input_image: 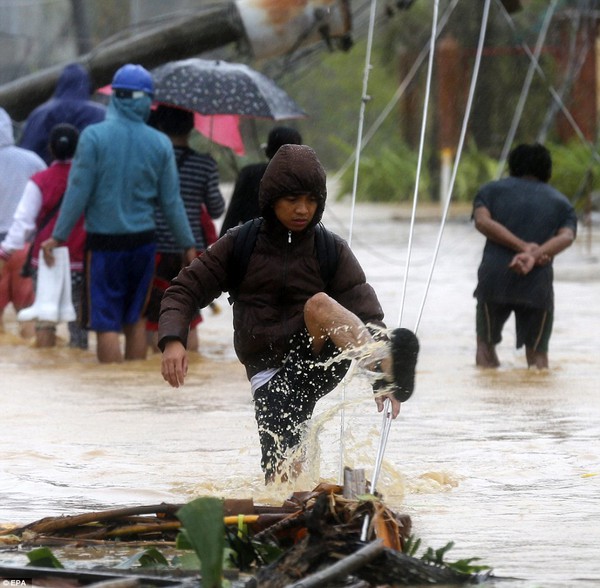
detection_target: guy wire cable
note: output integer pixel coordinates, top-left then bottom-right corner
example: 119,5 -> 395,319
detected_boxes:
347,0 -> 378,249
365,1 -> 493,531
396,0 -> 439,329
413,0 -> 492,336
496,0 -> 600,165
338,0 -> 379,484
331,0 -> 460,187
495,0 -> 559,180
369,0 -> 440,501
536,0 -> 590,144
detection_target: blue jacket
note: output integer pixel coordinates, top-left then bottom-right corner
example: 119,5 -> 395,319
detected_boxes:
53,94 -> 194,249
19,64 -> 106,163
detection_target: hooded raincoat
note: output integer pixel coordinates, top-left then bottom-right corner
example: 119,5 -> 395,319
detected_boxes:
0,108 -> 46,237
52,94 -> 194,249
158,144 -> 384,379
18,64 -> 106,164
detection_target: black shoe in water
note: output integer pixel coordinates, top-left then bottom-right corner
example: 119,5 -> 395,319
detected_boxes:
390,327 -> 419,402
372,328 -> 420,402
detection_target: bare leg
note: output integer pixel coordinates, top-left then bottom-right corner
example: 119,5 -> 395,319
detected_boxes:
35,323 -> 56,348
476,336 -> 500,368
526,347 -> 548,369
303,293 -> 401,417
19,320 -> 36,339
123,318 -> 148,360
97,331 -> 123,363
304,292 -> 373,355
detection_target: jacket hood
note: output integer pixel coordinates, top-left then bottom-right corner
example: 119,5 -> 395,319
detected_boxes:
258,144 -> 327,227
0,107 -> 15,148
54,63 -> 93,100
107,93 -> 153,123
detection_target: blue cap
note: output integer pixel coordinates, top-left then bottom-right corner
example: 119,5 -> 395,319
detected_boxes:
111,64 -> 154,96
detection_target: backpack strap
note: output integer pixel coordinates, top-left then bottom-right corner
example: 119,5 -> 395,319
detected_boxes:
314,222 -> 338,287
227,217 -> 263,304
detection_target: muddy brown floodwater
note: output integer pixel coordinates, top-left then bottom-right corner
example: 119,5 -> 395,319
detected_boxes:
1,200 -> 599,588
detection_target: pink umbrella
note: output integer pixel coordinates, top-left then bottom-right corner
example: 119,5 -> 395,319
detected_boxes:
193,113 -> 244,155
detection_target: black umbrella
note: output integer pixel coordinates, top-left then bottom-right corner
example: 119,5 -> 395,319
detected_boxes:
151,58 -> 306,120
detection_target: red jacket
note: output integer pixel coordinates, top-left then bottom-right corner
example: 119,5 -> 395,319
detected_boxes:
31,161 -> 86,270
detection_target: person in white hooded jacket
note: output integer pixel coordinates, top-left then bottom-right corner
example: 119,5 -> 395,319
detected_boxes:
0,108 -> 46,336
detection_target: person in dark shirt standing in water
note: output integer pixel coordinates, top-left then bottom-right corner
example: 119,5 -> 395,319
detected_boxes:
473,143 -> 577,369
145,104 -> 225,352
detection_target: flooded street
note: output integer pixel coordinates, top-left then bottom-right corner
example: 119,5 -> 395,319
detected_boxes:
1,199 -> 599,588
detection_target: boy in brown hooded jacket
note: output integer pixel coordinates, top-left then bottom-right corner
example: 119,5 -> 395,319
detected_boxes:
158,144 -> 418,482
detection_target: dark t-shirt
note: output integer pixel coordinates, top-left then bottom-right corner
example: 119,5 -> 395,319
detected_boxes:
473,176 -> 577,310
219,162 -> 267,236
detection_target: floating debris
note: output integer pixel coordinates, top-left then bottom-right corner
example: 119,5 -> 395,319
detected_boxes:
0,473 -> 492,587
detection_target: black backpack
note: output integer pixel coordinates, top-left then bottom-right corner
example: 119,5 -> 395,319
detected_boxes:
227,217 -> 338,303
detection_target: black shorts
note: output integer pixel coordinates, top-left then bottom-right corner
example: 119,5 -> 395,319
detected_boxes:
476,300 -> 553,353
253,328 -> 352,479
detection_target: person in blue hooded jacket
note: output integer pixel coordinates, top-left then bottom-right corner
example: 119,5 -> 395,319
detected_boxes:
18,63 -> 106,164
41,64 -> 196,364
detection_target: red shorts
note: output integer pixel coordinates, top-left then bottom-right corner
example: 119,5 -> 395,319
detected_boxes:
0,245 -> 34,312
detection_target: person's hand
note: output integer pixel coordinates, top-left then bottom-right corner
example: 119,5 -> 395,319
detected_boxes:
0,258 -> 5,277
40,238 -> 60,267
522,242 -> 540,255
536,252 -> 552,266
523,242 -> 552,266
161,339 -> 188,388
374,392 -> 401,419
509,252 -> 535,275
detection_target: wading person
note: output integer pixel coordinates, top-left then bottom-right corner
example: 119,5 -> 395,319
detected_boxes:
0,107 -> 46,338
158,144 -> 419,483
1,124 -> 87,348
41,64 -> 196,363
473,142 -> 577,369
19,63 -> 106,164
145,104 -> 224,353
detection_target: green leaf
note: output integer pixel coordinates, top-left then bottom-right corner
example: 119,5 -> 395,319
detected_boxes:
177,497 -> 225,588
447,557 -> 491,574
355,493 -> 379,502
172,552 -> 202,570
115,547 -> 170,569
402,534 -> 421,557
175,529 -> 193,550
26,547 -> 64,569
251,541 -> 283,565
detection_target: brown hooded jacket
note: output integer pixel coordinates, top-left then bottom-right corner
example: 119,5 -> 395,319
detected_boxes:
158,144 -> 384,379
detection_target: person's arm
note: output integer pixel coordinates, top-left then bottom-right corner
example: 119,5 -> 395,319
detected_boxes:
0,180 -> 43,257
473,205 -> 536,254
509,227 -> 576,275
